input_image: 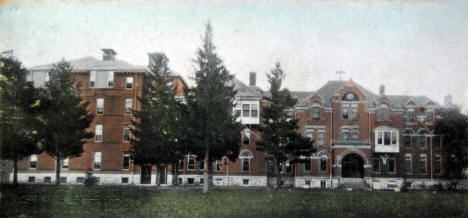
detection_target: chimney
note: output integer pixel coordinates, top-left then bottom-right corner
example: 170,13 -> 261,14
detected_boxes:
379,85 -> 385,95
101,49 -> 116,61
249,72 -> 256,86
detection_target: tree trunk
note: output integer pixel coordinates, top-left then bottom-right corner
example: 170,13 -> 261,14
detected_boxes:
13,158 -> 18,185
275,159 -> 281,188
56,156 -> 61,185
172,162 -> 178,186
203,149 -> 209,193
155,164 -> 160,186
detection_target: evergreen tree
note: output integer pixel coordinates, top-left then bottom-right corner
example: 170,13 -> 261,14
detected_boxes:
130,53 -> 188,186
434,106 -> 468,178
39,60 -> 93,185
186,23 -> 241,193
0,57 -> 42,185
257,62 -> 315,188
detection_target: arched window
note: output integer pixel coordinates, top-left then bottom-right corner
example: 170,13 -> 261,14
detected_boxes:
239,150 -> 253,172
417,128 -> 427,148
402,129 -> 414,148
377,104 -> 389,121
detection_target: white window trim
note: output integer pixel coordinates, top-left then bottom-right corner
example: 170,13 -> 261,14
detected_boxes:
125,98 -> 133,115
96,98 -> 104,114
187,155 -> 195,171
95,124 -> 103,142
123,124 -> 131,142
93,151 -> 102,170
126,76 -> 134,89
405,153 -> 412,175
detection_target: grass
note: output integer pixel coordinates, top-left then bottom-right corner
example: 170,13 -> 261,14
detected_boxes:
1,185 -> 468,218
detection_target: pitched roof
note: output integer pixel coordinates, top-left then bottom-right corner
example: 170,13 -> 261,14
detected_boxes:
233,78 -> 263,99
29,56 -> 146,72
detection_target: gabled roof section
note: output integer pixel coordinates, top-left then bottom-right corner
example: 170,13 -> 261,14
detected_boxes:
316,80 -> 378,107
387,95 -> 440,108
233,78 -> 263,100
29,56 -> 146,72
293,91 -> 322,107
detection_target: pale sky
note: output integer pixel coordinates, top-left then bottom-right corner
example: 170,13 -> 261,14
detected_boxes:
1,0 -> 468,111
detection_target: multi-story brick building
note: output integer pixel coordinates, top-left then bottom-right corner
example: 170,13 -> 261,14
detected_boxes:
13,50 -> 446,189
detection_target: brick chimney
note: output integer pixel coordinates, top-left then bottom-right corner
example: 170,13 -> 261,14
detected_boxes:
379,85 -> 385,95
249,72 -> 256,86
101,49 -> 116,61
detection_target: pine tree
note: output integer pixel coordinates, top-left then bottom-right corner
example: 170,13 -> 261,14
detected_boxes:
0,57 -> 42,185
257,61 -> 315,188
186,23 -> 242,193
130,53 -> 188,186
39,60 -> 94,185
434,106 -> 468,178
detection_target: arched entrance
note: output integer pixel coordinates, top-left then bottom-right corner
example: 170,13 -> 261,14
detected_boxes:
341,153 -> 364,178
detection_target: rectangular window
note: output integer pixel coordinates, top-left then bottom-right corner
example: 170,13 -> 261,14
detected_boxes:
419,135 -> 426,148
342,129 -> 349,141
372,158 -> 380,173
28,176 -> 35,183
420,154 -> 427,175
405,154 -> 412,175
406,110 -> 415,122
391,132 -> 397,145
242,129 -> 251,145
123,124 -> 131,142
351,130 -> 359,141
305,128 -> 314,141
341,104 -> 349,120
388,158 -> 395,174
215,160 -> 222,171
187,156 -> 195,170
107,71 -> 114,88
178,159 -> 184,171
425,111 -> 433,122
44,72 -> 50,83
198,159 -> 205,171
62,158 -> 69,169
304,160 -> 311,172
89,71 -> 96,87
29,155 -> 38,169
93,152 -> 102,170
311,106 -> 320,119
377,132 -> 383,144
242,104 -> 250,117
187,178 -> 194,185
251,104 -> 258,117
123,152 -> 130,169
199,178 -> 204,184
384,132 -> 391,145
320,158 -> 327,172
95,124 -> 103,142
243,179 -> 249,185
317,131 -> 325,146
126,77 -> 133,89
125,98 -> 132,115
122,177 -> 129,184
435,155 -> 442,175
44,176 -> 51,183
76,177 -> 84,183
404,135 -> 411,148
242,158 -> 249,171
96,98 -> 104,114
60,177 -> 67,184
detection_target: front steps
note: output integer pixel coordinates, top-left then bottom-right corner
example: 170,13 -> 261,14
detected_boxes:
340,178 -> 370,191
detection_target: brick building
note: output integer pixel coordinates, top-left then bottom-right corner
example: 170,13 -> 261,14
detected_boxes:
13,51 -> 446,189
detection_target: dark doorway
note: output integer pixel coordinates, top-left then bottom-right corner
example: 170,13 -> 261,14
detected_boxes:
141,165 -> 152,184
158,165 -> 167,184
341,153 -> 364,178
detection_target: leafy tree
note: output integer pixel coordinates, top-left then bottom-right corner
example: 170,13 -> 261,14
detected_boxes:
256,62 -> 315,188
0,57 -> 42,185
130,53 -> 188,186
434,106 -> 468,178
39,60 -> 93,185
185,23 -> 242,193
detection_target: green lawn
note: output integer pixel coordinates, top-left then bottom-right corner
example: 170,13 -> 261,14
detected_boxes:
1,185 -> 467,218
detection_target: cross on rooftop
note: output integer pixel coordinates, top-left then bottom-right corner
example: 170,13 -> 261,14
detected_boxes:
336,70 -> 345,81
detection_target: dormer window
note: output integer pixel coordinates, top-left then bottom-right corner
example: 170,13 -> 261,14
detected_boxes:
377,104 -> 389,121
425,110 -> 433,123
107,72 -> 114,88
406,109 -> 415,122
309,103 -> 321,119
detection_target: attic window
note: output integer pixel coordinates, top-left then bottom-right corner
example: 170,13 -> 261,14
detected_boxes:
107,72 -> 114,88
377,104 -> 389,121
342,92 -> 359,101
309,103 -> 321,119
89,71 -> 96,87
